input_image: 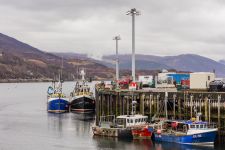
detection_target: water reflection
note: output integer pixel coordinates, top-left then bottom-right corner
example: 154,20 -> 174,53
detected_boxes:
71,112 -> 95,121
70,113 -> 94,137
154,142 -> 215,150
93,135 -> 217,150
47,113 -> 68,137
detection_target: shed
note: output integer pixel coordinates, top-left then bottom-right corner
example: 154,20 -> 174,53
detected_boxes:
190,72 -> 215,89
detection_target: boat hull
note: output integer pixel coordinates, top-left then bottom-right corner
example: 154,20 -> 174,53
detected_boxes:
118,128 -> 133,139
47,98 -> 69,113
92,126 -> 132,139
70,96 -> 95,113
153,130 -> 217,145
132,126 -> 153,139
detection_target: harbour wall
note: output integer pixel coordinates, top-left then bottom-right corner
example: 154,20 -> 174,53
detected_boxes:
95,89 -> 225,143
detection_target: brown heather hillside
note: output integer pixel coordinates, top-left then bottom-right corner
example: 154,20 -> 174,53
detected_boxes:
0,33 -> 116,82
0,51 -> 116,81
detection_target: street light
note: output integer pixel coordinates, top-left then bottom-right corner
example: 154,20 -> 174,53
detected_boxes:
126,8 -> 140,82
113,35 -> 121,85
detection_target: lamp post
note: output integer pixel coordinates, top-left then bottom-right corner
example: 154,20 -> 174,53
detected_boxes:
126,8 -> 140,82
113,35 -> 121,83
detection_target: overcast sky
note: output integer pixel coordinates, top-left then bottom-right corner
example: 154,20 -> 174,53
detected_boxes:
0,0 -> 225,60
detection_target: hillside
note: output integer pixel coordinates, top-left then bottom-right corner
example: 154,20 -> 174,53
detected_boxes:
102,54 -> 225,77
219,60 -> 225,65
1,32 -> 225,81
0,33 -> 114,81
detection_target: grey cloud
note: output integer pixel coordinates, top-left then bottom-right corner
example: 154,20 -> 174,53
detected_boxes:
0,0 -> 225,60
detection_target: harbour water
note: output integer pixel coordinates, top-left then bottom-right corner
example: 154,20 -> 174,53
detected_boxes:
0,82 -> 223,150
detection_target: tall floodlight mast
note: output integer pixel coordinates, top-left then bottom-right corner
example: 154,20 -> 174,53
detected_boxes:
113,35 -> 121,83
126,8 -> 140,82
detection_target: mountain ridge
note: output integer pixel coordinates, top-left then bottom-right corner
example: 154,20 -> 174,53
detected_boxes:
102,53 -> 225,77
0,33 -> 115,81
1,32 -> 225,81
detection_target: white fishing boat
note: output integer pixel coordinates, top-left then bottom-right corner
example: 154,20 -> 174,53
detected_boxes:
92,94 -> 151,139
92,114 -> 149,139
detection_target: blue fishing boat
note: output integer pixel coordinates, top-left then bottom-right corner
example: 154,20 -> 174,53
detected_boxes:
151,91 -> 217,145
153,118 -> 218,145
47,75 -> 69,113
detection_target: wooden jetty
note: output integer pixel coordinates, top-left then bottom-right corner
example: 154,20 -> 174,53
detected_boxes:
95,87 -> 225,143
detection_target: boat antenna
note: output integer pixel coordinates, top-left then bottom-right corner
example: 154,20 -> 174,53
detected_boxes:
80,69 -> 86,95
80,69 -> 86,81
61,56 -> 63,81
76,67 -> 79,81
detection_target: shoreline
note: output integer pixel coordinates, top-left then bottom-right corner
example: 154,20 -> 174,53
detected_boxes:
0,78 -> 107,83
0,79 -> 56,83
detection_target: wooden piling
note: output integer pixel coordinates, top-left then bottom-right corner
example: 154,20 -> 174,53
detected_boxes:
218,95 -> 221,127
157,94 -> 160,115
173,94 -> 176,119
95,89 -> 99,126
218,95 -> 221,142
178,96 -> 181,119
107,94 -> 109,115
150,94 -> 153,119
116,93 -> 118,116
121,96 -> 124,115
140,93 -> 145,115
190,95 -> 193,118
110,95 -> 113,115
208,97 -> 211,124
127,96 -> 129,115
204,97 -> 208,121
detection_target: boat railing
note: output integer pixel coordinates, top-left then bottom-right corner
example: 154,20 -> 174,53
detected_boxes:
207,123 -> 217,129
99,115 -> 116,127
74,92 -> 93,96
51,93 -> 66,98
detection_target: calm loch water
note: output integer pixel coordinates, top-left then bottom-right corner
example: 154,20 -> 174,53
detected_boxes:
0,82 -> 223,150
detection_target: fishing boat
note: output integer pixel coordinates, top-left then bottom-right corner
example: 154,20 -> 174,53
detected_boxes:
153,114 -> 218,145
92,114 -> 149,139
148,91 -> 218,145
92,95 -> 151,139
47,76 -> 69,113
70,69 -> 95,113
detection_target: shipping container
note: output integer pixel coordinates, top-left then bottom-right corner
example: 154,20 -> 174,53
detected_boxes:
167,74 -> 190,85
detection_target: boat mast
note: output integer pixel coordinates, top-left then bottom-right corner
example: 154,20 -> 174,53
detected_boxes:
61,56 -> 63,80
58,56 -> 63,112
60,56 -> 63,93
80,69 -> 86,95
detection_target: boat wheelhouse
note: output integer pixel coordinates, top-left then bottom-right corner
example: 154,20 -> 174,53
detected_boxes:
116,115 -> 148,128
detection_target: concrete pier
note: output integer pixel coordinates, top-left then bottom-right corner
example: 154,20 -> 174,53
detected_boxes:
95,88 -> 225,141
